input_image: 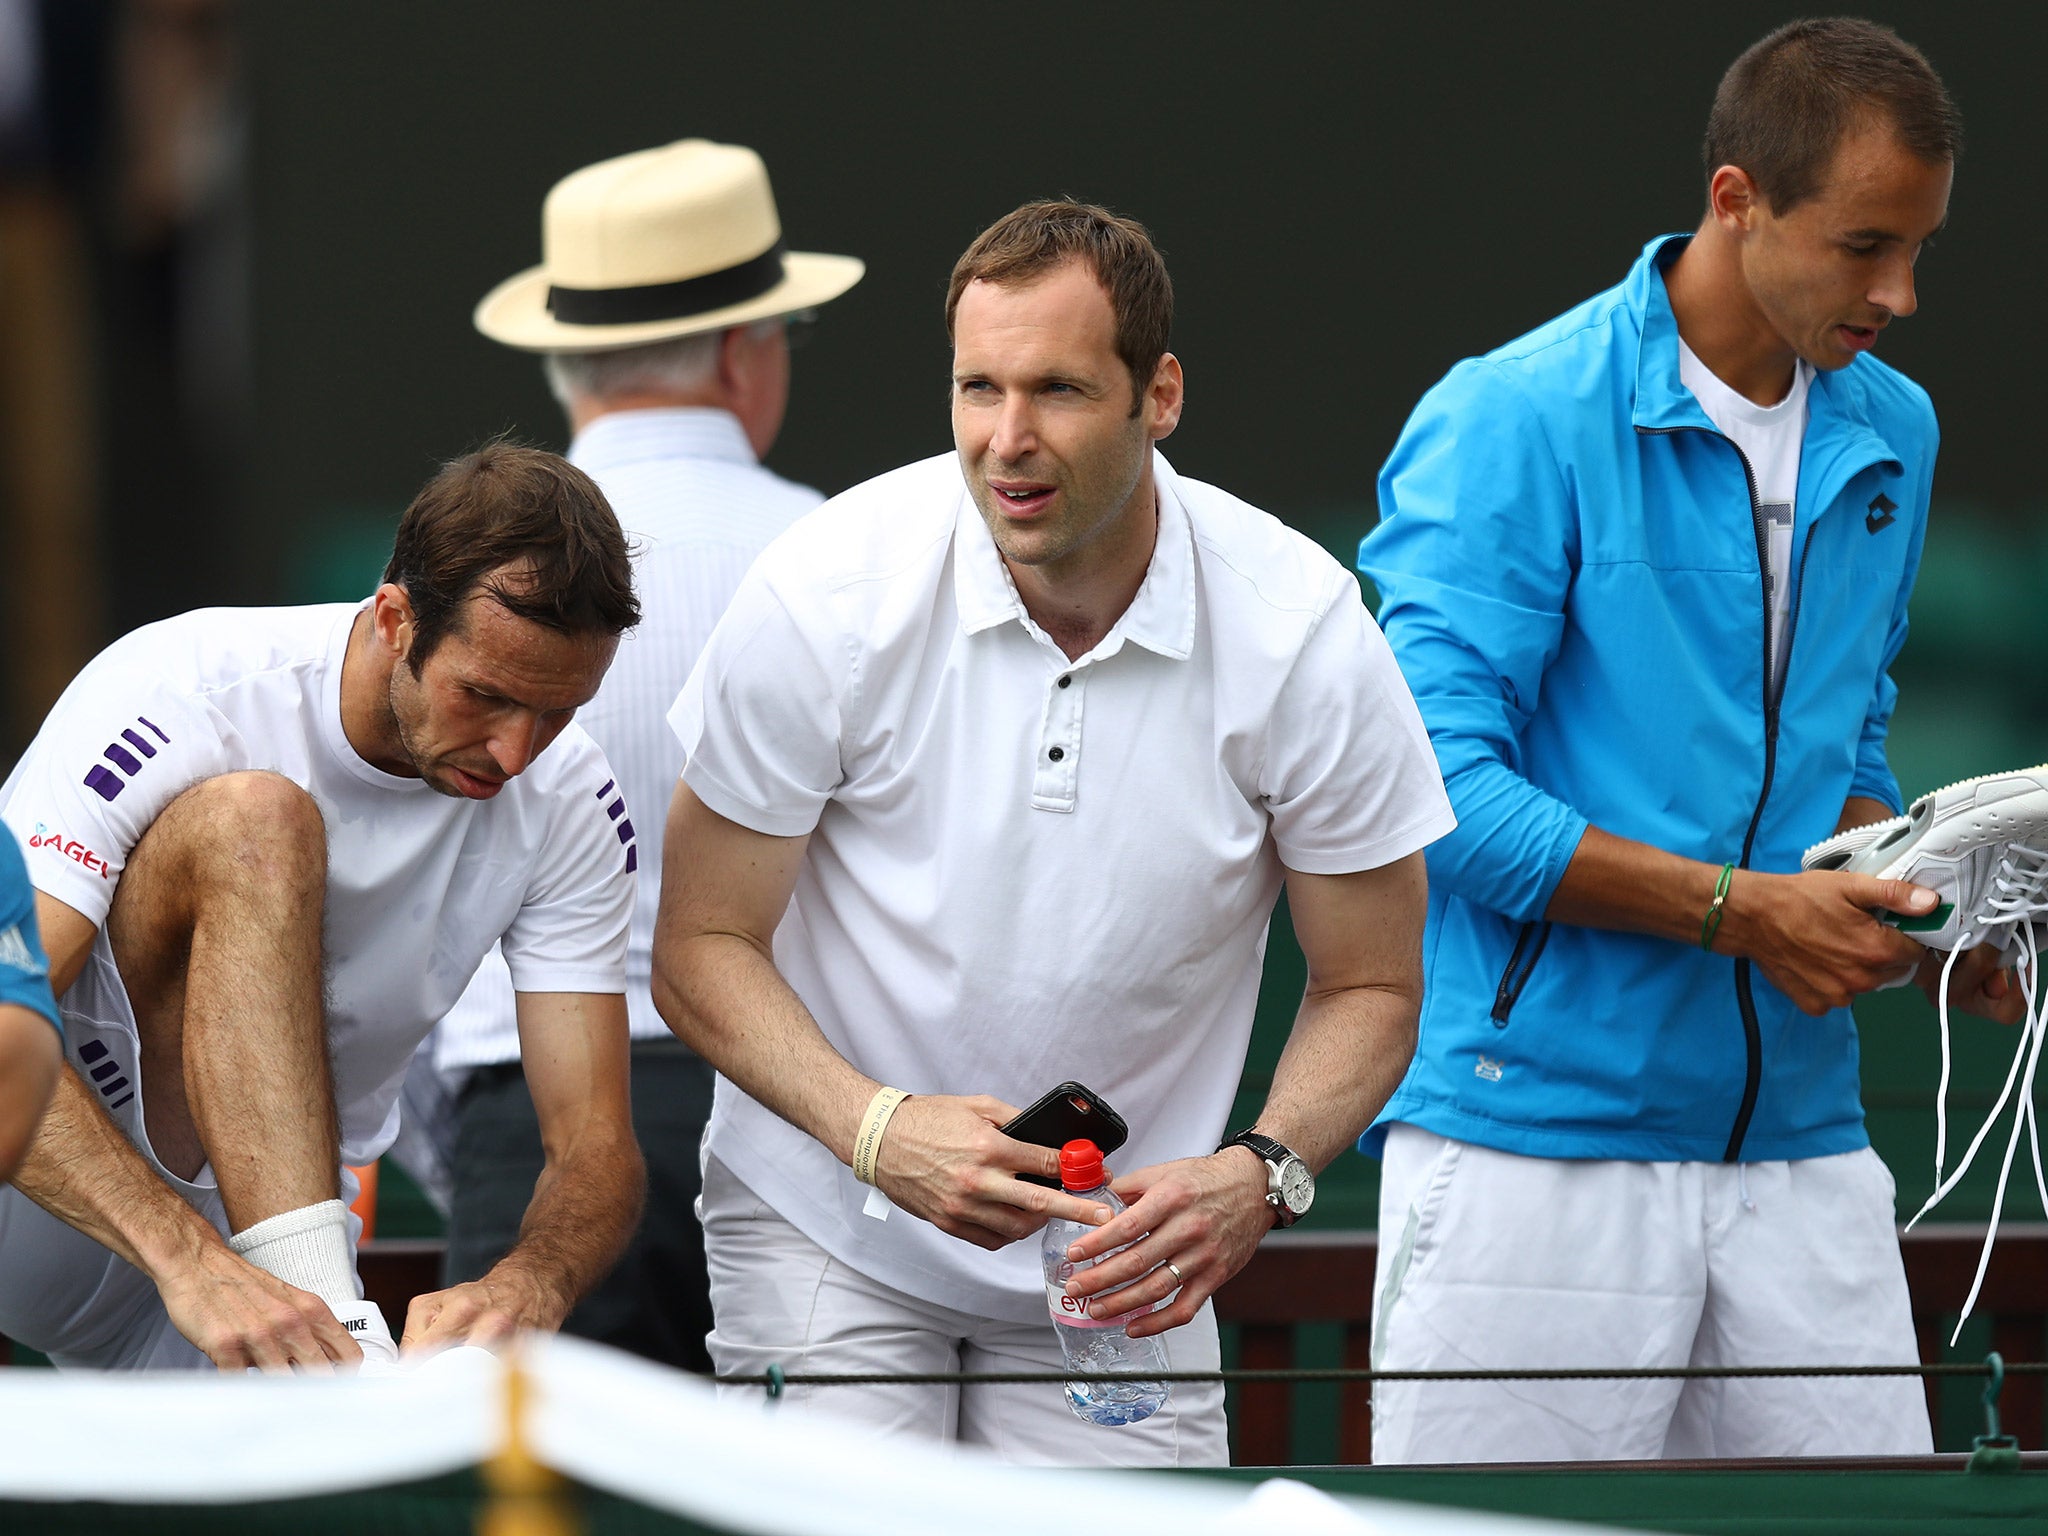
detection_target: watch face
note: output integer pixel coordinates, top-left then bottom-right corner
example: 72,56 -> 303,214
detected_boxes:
1278,1157 -> 1315,1216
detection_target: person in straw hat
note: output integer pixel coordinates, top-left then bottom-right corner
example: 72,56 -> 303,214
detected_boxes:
431,139 -> 861,1373
654,199 -> 1450,1462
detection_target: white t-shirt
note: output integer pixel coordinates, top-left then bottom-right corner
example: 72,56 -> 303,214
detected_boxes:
1678,338 -> 1812,701
1,602 -> 634,1166
671,451 -> 1455,1321
434,409 -> 821,1069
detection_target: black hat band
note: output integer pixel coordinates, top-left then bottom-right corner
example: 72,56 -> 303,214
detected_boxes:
545,242 -> 787,327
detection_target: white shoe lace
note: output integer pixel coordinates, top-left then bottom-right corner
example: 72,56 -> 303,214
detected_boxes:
1904,842 -> 2048,1342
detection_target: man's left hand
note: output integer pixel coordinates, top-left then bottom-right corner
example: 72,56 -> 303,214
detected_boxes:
400,1268 -> 567,1357
1917,941 -> 2031,1027
1058,1146 -> 1274,1339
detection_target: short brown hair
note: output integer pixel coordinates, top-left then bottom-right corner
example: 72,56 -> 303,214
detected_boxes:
382,441 -> 639,669
1704,18 -> 1961,214
945,200 -> 1173,414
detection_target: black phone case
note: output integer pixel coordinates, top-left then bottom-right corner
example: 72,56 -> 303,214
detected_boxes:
1000,1081 -> 1129,1189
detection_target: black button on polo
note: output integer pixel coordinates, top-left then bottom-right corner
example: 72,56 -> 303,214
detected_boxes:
1057,675 -> 1072,689
1047,746 -> 1065,762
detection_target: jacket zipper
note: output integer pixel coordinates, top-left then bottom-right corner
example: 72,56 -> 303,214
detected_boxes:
1490,920 -> 1553,1024
1636,422 -> 1814,1162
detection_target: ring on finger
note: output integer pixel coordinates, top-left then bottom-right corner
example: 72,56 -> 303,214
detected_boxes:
1165,1261 -> 1185,1285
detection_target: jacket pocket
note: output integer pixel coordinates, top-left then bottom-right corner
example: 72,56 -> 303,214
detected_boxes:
1489,920 -> 1552,1026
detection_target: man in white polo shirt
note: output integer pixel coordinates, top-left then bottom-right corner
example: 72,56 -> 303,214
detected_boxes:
654,200 -> 1453,1464
0,445 -> 643,1372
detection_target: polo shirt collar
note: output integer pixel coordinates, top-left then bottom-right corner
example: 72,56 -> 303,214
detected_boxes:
567,407 -> 758,474
953,450 -> 1197,662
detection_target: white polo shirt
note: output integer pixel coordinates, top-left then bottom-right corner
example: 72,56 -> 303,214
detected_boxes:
0,602 -> 633,1167
670,451 -> 1453,1322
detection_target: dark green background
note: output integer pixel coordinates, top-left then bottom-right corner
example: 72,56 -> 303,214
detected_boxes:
230,4 -> 2047,1233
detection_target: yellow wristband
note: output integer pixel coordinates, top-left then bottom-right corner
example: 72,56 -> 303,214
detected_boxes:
852,1087 -> 911,1187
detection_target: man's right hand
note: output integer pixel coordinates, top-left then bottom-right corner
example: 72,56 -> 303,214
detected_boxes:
871,1094 -> 1114,1251
1720,868 -> 1935,1014
153,1239 -> 361,1373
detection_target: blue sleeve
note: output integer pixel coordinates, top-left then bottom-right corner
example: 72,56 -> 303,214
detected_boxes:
1359,359 -> 1589,924
0,831 -> 61,1038
1849,409 -> 1936,813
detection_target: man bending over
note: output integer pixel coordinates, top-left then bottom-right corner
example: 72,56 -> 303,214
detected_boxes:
0,443 -> 644,1371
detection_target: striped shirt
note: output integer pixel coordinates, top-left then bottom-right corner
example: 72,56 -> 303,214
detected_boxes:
435,408 -> 822,1070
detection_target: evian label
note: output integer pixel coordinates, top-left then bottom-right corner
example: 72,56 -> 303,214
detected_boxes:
1049,1290 -> 1137,1328
1048,1259 -> 1145,1327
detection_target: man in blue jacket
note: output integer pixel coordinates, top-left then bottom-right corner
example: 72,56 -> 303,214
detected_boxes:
1361,18 -> 1991,1461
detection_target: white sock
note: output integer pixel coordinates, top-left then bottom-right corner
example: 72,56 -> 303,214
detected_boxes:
227,1198 -> 358,1313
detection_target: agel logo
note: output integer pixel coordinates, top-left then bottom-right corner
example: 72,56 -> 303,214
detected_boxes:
28,823 -> 114,879
1866,492 -> 1898,534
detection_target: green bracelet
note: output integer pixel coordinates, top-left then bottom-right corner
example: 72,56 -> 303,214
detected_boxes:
1700,862 -> 1735,952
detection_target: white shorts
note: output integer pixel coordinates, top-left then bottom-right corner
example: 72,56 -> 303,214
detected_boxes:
698,1153 -> 1228,1467
0,943 -> 363,1370
1369,1124 -> 1932,1463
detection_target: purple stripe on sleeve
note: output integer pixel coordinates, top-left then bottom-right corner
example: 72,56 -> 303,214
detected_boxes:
138,716 -> 169,743
595,780 -> 615,800
624,845 -> 639,875
605,798 -> 625,822
104,743 -> 142,776
616,820 -> 635,845
109,1092 -> 134,1109
121,728 -> 157,759
84,765 -> 124,801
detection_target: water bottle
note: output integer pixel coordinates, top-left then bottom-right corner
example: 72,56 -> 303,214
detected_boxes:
1041,1138 -> 1171,1425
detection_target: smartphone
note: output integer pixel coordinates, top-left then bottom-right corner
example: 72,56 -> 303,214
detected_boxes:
1000,1081 -> 1129,1189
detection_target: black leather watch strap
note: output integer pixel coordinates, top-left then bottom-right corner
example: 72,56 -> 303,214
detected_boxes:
1218,1128 -> 1312,1226
1219,1128 -> 1296,1165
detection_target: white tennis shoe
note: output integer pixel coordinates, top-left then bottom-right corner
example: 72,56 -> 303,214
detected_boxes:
1800,765 -> 2048,955
1805,765 -> 2048,1341
335,1297 -> 403,1376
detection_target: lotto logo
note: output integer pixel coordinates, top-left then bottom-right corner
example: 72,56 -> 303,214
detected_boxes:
27,824 -> 114,879
595,778 -> 638,875
83,716 -> 170,802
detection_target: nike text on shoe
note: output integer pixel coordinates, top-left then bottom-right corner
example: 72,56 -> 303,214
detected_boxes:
333,1297 -> 402,1375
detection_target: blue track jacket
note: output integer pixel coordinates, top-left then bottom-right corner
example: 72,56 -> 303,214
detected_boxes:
1360,234 -> 1935,1164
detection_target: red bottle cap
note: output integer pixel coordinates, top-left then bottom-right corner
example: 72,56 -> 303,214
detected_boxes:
1059,1139 -> 1104,1191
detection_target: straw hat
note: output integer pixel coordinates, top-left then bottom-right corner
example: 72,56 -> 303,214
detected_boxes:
474,139 -> 864,353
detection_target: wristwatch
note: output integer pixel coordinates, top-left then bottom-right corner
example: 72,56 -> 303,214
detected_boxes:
1218,1129 -> 1314,1227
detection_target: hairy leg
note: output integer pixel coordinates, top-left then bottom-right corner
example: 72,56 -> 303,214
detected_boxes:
105,770 -> 337,1230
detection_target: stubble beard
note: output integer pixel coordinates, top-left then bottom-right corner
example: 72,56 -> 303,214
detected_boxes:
969,443 -> 1146,573
386,671 -> 468,799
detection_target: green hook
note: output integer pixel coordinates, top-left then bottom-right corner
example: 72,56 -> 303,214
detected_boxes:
765,1363 -> 786,1404
1969,1350 -> 2021,1472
